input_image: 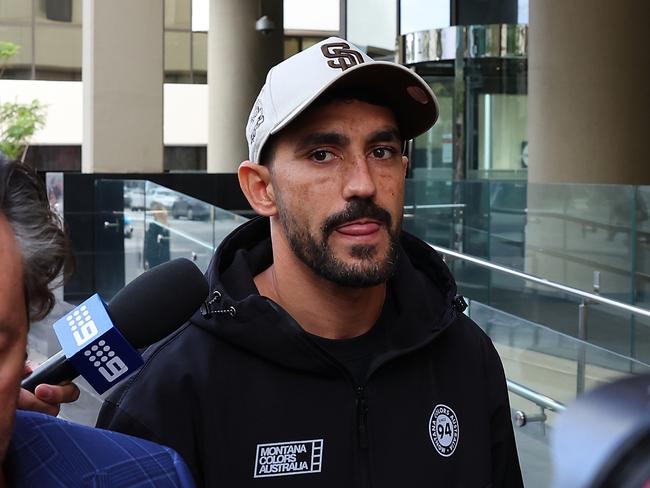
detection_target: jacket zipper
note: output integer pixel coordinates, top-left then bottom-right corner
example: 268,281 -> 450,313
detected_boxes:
299,301 -> 461,487
355,385 -> 370,487
356,386 -> 369,449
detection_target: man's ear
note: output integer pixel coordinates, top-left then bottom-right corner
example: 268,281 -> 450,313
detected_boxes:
401,155 -> 409,177
238,161 -> 277,216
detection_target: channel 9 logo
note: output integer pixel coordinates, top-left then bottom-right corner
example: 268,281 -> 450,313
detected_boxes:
55,294 -> 143,394
66,305 -> 129,384
84,339 -> 129,383
65,305 -> 98,347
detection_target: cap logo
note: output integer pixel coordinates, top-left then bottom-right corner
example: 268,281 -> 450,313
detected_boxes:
321,42 -> 365,71
248,101 -> 264,144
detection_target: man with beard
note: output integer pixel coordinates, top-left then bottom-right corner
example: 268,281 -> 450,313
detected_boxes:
97,38 -> 523,487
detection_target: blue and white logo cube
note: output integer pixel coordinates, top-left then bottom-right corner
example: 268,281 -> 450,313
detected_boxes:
53,294 -> 143,394
83,339 -> 129,383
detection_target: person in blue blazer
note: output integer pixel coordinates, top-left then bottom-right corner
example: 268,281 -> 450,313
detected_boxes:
0,161 -> 194,487
6,410 -> 194,487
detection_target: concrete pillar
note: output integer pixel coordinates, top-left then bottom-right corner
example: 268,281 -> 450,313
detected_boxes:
528,0 -> 650,184
82,0 -> 163,173
207,0 -> 283,173
525,1 -> 650,296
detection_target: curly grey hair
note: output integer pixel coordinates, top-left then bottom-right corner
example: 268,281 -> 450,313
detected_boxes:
0,160 -> 73,320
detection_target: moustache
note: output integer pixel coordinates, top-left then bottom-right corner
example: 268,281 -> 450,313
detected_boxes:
321,199 -> 393,239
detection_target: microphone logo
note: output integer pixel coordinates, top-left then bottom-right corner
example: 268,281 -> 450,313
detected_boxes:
54,294 -> 143,394
83,340 -> 129,383
65,305 -> 99,346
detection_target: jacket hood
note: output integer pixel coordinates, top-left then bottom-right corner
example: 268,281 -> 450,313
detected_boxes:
189,217 -> 460,375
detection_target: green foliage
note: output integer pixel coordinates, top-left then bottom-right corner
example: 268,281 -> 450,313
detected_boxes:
0,101 -> 46,160
0,41 -> 47,162
0,41 -> 18,58
0,41 -> 19,79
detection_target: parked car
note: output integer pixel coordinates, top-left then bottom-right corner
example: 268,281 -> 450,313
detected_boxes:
124,187 -> 146,210
171,195 -> 211,221
146,187 -> 177,210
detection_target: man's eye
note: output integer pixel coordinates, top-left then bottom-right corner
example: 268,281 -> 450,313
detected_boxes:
371,147 -> 396,160
310,150 -> 334,163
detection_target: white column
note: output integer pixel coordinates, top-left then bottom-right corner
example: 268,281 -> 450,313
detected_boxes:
82,0 -> 163,173
207,0 -> 283,173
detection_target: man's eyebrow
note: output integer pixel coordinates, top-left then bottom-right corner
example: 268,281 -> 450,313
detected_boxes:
367,129 -> 402,145
295,132 -> 351,152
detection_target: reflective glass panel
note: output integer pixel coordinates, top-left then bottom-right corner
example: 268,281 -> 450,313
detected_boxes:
165,30 -> 191,83
33,0 -> 81,23
192,31 -> 207,81
470,301 -> 650,488
34,25 -> 82,80
347,0 -> 396,52
0,0 -> 32,22
400,0 -> 450,34
410,77 -> 454,181
476,94 -> 527,176
165,0 -> 191,29
284,0 -> 339,31
0,25 -> 32,78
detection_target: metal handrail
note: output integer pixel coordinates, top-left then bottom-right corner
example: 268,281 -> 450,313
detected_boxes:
429,244 -> 650,319
507,380 -> 566,413
430,242 -> 650,420
403,203 -> 466,210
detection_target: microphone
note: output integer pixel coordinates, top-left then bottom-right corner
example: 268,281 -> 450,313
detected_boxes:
552,374 -> 650,488
22,258 -> 208,394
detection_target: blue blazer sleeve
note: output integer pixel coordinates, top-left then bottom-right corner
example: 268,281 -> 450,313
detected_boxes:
5,410 -> 195,488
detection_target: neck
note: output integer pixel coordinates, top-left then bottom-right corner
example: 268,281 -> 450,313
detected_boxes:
255,230 -> 386,339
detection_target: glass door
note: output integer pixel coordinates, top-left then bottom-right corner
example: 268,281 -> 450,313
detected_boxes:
465,57 -> 528,180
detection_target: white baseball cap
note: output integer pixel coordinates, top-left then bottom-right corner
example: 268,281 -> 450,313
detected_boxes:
246,37 -> 439,163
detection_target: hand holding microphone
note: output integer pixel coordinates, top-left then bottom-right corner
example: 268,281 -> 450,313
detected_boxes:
20,258 -> 208,401
18,363 -> 80,417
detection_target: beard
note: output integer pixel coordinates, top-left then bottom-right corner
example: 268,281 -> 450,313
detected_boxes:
276,197 -> 401,287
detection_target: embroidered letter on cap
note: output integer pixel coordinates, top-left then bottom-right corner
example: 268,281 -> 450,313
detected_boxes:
321,42 -> 365,71
248,102 -> 264,143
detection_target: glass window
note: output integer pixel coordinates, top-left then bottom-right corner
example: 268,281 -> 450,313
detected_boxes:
302,37 -> 323,50
477,94 -> 528,174
284,0 -> 339,32
517,0 -> 529,23
35,25 -> 81,80
410,77 -> 454,180
347,0 -> 396,52
191,0 -> 208,31
165,31 -> 191,83
0,0 -> 32,22
0,25 -> 33,79
464,58 -> 528,179
400,0 -> 450,34
33,0 -> 81,24
284,37 -> 300,58
165,0 -> 191,29
192,31 -> 207,82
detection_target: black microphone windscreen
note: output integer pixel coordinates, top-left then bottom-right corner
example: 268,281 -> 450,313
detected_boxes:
107,258 -> 209,348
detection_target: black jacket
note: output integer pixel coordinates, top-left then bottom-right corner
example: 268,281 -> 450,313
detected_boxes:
97,217 -> 523,488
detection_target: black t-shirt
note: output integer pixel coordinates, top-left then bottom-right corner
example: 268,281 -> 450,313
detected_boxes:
309,290 -> 395,386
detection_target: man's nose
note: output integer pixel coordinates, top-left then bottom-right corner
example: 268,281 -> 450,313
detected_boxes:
342,156 -> 377,201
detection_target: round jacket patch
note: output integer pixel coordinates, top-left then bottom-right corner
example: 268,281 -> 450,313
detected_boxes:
429,404 -> 459,457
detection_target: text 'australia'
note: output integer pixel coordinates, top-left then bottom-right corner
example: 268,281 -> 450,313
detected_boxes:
254,439 -> 324,478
